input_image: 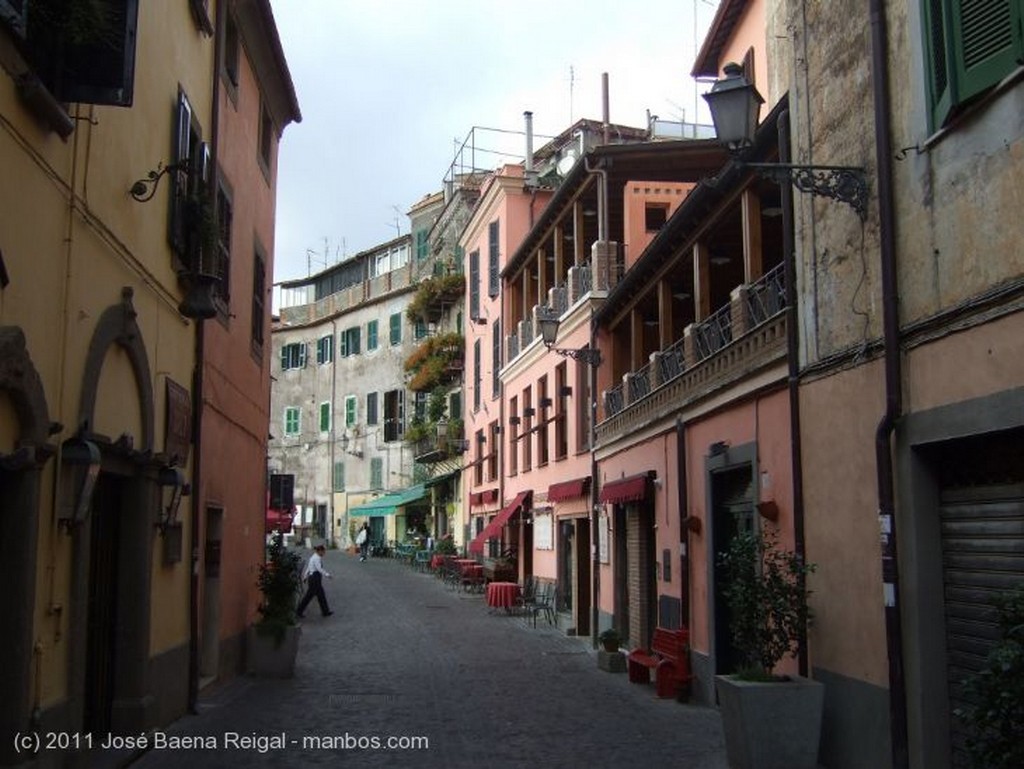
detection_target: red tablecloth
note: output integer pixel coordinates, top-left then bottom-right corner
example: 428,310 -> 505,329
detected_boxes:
430,554 -> 445,570
486,581 -> 521,609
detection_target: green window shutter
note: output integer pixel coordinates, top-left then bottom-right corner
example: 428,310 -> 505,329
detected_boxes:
924,0 -> 1023,128
416,229 -> 429,261
367,391 -> 378,425
352,327 -> 361,355
333,462 -> 345,491
952,0 -> 1023,103
488,220 -> 500,297
319,402 -> 331,432
390,313 -> 402,345
339,331 -> 348,357
370,457 -> 383,489
284,407 -> 300,435
346,396 -> 357,426
367,320 -> 378,350
414,319 -> 426,340
469,250 -> 480,320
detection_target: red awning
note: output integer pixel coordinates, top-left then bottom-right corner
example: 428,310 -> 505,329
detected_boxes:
468,490 -> 532,553
265,507 -> 294,534
548,477 -> 591,502
599,472 -> 653,504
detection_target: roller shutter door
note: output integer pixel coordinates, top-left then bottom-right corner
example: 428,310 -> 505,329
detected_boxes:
940,483 -> 1024,766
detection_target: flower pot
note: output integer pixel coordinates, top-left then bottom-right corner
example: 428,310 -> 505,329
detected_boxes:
246,623 -> 301,678
715,674 -> 824,769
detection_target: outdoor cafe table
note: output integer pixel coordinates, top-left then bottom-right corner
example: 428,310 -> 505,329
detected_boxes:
486,581 -> 521,612
430,554 -> 445,570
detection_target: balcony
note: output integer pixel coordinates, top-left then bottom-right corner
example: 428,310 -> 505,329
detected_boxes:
598,264 -> 788,439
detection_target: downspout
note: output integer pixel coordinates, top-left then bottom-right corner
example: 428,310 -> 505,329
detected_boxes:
675,418 -> 689,631
778,109 -> 808,677
869,2 -> 908,767
189,5 -> 224,714
582,155 -> 609,648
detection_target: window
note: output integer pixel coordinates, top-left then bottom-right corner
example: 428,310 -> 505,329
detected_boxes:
366,392 -> 379,425
414,391 -> 428,421
259,101 -> 273,171
449,391 -> 462,421
316,334 -> 334,364
384,390 -> 404,442
284,407 -> 300,436
555,362 -> 568,460
215,180 -> 233,303
645,203 -> 669,232
577,361 -> 591,451
251,251 -> 266,354
469,249 -> 480,320
319,402 -> 331,433
488,421 -> 500,480
223,11 -> 240,87
473,338 -> 482,412
340,327 -> 361,357
345,396 -> 357,427
523,387 -> 533,471
509,396 -> 519,476
923,0 -> 1024,128
488,220 -> 500,297
333,462 -> 345,491
11,0 -> 139,109
389,313 -> 402,345
415,229 -> 429,261
414,319 -> 427,340
492,319 -> 501,398
281,342 -> 306,370
537,376 -> 549,466
367,320 -> 379,350
169,89 -> 208,269
474,430 -> 484,485
370,458 -> 384,490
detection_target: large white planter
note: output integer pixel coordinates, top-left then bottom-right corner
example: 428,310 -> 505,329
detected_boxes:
246,624 -> 301,678
715,674 -> 824,769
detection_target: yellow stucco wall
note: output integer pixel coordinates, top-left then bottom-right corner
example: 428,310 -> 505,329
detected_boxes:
1,0 -> 215,719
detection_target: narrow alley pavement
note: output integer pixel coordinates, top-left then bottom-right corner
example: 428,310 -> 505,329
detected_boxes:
130,547 -> 729,769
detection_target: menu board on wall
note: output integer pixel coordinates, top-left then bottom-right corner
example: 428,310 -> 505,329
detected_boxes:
599,513 -> 609,563
534,510 -> 553,550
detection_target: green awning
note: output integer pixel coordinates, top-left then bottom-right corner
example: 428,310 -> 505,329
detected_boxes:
349,484 -> 428,517
423,469 -> 460,488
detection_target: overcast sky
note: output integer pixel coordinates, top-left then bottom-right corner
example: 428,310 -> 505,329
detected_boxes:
268,0 -> 719,285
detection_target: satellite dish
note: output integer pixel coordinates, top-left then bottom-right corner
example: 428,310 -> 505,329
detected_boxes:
556,148 -> 579,176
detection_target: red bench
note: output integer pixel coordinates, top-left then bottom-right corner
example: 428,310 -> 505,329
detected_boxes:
627,627 -> 692,698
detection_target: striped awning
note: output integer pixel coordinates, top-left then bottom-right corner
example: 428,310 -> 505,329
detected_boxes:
599,472 -> 654,504
468,490 -> 531,553
548,477 -> 591,502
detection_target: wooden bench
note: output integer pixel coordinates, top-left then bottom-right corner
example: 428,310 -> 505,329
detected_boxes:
627,627 -> 692,698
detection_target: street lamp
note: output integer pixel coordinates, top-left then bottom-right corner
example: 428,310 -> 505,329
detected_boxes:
536,306 -> 601,367
703,63 -> 868,221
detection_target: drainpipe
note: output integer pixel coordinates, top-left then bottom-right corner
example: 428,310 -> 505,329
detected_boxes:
589,306 -> 600,649
777,110 -> 808,677
869,1 -> 908,767
675,418 -> 689,628
188,1 -> 224,714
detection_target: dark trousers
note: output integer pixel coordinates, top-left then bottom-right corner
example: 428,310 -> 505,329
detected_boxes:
297,572 -> 330,616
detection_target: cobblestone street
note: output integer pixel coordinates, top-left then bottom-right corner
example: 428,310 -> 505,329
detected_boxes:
130,547 -> 728,769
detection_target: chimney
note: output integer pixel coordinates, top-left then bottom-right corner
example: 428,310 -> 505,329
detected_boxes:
524,110 -> 537,186
602,73 -> 610,145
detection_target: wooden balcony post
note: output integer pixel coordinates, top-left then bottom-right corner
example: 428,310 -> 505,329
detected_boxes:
731,285 -> 750,338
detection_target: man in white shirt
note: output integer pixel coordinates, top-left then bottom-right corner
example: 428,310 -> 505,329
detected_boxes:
297,544 -> 333,618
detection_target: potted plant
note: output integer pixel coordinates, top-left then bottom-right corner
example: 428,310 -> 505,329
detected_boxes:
599,627 -> 622,653
955,584 -> 1024,769
247,531 -> 302,677
715,526 -> 821,769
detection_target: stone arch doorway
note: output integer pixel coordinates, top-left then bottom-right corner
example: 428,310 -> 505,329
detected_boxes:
0,326 -> 53,765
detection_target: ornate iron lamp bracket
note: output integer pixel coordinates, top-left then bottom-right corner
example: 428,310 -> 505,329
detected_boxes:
551,346 -> 602,367
744,162 -> 868,222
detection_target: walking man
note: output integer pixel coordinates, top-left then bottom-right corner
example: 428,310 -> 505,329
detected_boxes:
297,544 -> 333,618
